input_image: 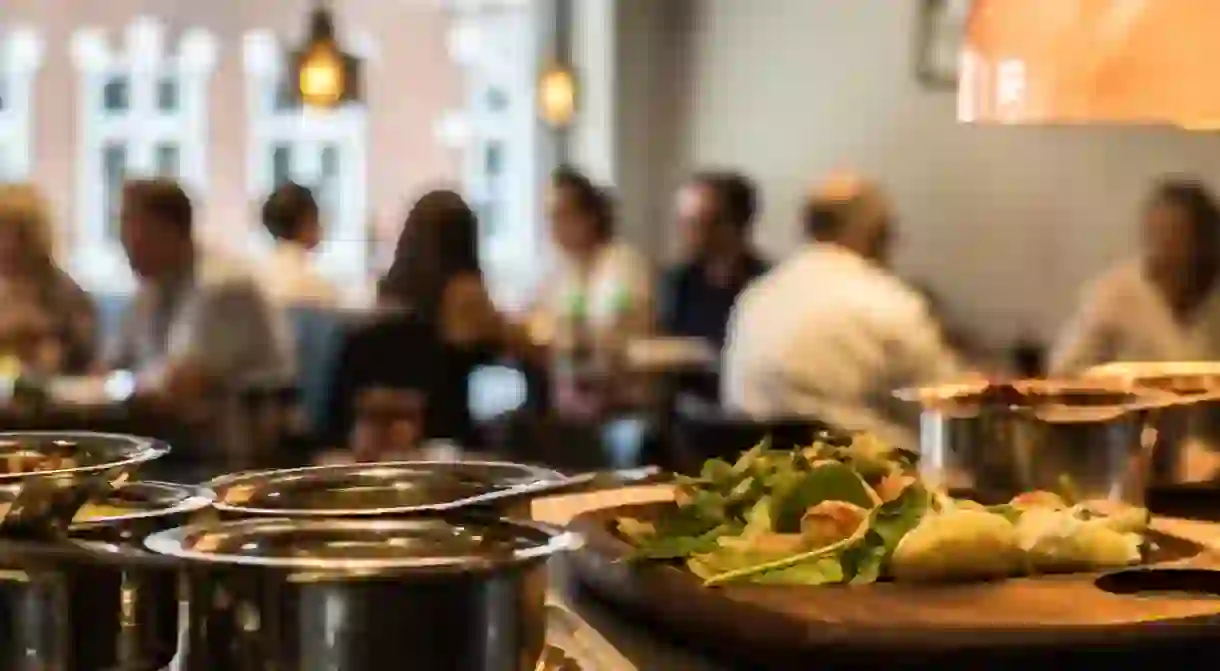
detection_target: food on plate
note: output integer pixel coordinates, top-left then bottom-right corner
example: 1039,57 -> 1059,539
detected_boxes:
1015,507 -> 1143,573
617,433 -> 1151,587
890,509 -> 1022,582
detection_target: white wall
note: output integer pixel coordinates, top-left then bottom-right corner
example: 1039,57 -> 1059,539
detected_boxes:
677,0 -> 1220,346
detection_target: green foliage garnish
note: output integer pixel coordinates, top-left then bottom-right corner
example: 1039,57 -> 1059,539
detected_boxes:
619,433 -> 932,587
616,433 -> 1151,587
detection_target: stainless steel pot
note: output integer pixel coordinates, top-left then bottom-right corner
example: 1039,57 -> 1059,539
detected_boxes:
1083,361 -> 1220,483
143,516 -> 580,671
0,481 -> 214,671
0,432 -> 171,538
895,380 -> 1178,504
206,461 -> 660,521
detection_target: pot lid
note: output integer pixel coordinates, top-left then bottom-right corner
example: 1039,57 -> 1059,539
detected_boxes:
207,461 -> 564,517
144,517 -> 578,573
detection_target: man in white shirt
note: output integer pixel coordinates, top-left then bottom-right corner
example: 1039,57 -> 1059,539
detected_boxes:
111,179 -> 292,460
721,175 -> 961,450
258,183 -> 340,308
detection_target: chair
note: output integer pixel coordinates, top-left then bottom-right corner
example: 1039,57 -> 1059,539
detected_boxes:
669,402 -> 833,474
286,306 -> 363,439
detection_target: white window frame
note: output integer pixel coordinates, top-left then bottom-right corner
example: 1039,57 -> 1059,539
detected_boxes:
69,17 -> 218,291
242,29 -> 376,285
436,1 -> 541,310
0,27 -> 43,181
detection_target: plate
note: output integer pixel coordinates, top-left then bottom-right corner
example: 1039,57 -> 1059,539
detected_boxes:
568,502 -> 1220,666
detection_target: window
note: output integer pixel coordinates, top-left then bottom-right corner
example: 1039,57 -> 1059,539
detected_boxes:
437,5 -> 540,310
70,17 -> 218,290
102,76 -> 129,113
243,29 -> 373,283
101,143 -> 127,240
0,27 -> 44,182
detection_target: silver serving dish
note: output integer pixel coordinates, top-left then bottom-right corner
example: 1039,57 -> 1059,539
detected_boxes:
0,432 -> 170,538
206,460 -> 568,519
145,516 -> 581,671
896,380 -> 1178,504
1084,361 -> 1220,483
0,481 -> 213,671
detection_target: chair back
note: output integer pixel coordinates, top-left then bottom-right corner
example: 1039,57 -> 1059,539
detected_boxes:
287,306 -> 363,433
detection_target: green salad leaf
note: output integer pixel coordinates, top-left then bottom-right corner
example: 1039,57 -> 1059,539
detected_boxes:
772,461 -> 877,532
618,431 -> 1151,588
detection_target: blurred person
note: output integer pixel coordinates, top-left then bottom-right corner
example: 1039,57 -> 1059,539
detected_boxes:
325,190 -> 535,453
660,170 -> 769,348
535,166 -> 655,419
110,179 -> 290,430
1051,178 -> 1220,372
258,182 -> 339,307
0,184 -> 96,375
721,174 -> 962,450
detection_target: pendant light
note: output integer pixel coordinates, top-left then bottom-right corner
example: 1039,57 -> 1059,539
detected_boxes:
538,63 -> 577,128
538,0 -> 577,129
960,0 -> 1220,128
290,0 -> 360,108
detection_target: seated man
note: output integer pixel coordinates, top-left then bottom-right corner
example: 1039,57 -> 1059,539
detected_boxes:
721,174 -> 962,450
661,170 -> 769,348
660,171 -> 769,404
110,179 -> 291,462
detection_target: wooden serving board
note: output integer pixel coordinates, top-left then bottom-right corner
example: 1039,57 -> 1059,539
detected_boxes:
567,502 -> 1220,667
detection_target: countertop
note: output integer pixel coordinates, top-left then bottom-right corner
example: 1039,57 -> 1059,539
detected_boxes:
533,486 -> 1220,671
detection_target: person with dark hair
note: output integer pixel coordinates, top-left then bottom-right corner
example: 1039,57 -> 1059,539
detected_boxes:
721,173 -> 961,451
661,170 -> 769,350
258,182 -> 338,307
1051,177 -> 1220,372
324,190 -> 535,453
534,166 -> 654,419
111,179 -> 290,457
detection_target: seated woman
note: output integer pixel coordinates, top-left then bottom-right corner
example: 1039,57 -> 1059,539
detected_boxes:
323,190 -> 533,459
1051,178 -> 1220,372
532,167 -> 656,420
0,184 -> 96,375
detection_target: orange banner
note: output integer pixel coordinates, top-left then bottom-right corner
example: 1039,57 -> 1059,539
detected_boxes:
960,0 -> 1220,128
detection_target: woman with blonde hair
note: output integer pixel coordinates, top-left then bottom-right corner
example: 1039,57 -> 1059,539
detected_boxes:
0,183 -> 96,374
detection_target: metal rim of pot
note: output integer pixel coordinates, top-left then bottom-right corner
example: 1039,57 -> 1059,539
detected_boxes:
205,460 -> 566,517
143,516 -> 583,577
0,431 -> 170,482
67,480 -> 215,530
1083,361 -> 1220,397
892,379 -> 1183,419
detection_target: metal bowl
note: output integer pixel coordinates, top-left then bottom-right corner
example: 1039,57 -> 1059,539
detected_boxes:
206,460 -> 566,520
0,480 -> 213,671
0,432 -> 170,538
145,516 -> 580,671
1084,362 -> 1220,483
895,380 -> 1177,503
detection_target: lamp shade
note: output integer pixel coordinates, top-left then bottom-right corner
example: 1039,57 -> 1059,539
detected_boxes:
960,0 -> 1220,128
538,63 -> 577,128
